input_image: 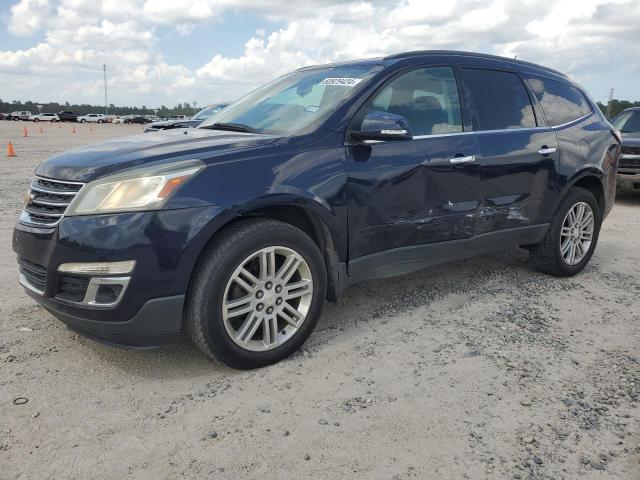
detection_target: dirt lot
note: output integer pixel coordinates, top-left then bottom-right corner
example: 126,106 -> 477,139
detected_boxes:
0,121 -> 638,480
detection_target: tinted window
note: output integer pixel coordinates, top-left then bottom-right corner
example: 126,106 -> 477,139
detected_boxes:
366,66 -> 462,136
464,68 -> 536,130
612,110 -> 640,133
526,76 -> 591,125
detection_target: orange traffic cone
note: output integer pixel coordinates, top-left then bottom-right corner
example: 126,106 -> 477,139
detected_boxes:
7,142 -> 17,157
71,127 -> 76,134
22,127 -> 28,137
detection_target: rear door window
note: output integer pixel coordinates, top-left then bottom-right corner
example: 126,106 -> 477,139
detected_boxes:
463,68 -> 536,130
526,76 -> 591,126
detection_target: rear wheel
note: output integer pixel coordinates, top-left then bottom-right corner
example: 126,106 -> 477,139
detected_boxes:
530,187 -> 601,276
186,219 -> 327,369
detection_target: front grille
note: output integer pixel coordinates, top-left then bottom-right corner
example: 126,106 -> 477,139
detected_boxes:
18,256 -> 47,293
21,177 -> 84,228
621,145 -> 640,156
620,156 -> 640,168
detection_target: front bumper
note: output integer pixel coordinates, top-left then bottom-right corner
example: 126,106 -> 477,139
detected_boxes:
12,205 -> 224,347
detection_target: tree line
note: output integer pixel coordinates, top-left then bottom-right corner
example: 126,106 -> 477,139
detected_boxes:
0,99 -> 203,117
595,100 -> 640,119
2,97 -> 639,120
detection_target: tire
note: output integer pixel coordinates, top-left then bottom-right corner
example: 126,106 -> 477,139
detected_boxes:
530,187 -> 601,277
80,119 -> 86,123
33,118 -> 39,122
97,120 -> 103,124
186,218 -> 327,369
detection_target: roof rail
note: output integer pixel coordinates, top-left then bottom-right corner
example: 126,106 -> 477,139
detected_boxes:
383,50 -> 567,77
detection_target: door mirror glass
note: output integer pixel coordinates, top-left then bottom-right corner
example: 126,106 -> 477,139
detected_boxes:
351,111 -> 413,141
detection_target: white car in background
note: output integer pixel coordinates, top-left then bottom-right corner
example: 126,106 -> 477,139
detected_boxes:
28,113 -> 60,122
112,115 -> 133,124
78,113 -> 106,123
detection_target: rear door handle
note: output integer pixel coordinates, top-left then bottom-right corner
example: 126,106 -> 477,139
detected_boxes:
538,147 -> 557,155
449,155 -> 476,164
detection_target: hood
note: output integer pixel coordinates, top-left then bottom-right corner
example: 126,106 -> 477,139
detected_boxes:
621,132 -> 640,147
36,128 -> 278,182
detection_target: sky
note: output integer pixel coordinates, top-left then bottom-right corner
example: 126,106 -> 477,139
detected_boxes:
0,0 -> 639,108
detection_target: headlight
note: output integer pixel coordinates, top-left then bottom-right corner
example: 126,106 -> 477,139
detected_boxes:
66,159 -> 204,216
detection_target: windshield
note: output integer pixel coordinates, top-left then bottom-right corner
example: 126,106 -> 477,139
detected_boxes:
199,64 -> 381,135
613,110 -> 640,133
192,104 -> 227,121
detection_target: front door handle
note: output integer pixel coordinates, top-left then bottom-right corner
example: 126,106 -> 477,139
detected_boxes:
538,147 -> 557,156
449,155 -> 476,164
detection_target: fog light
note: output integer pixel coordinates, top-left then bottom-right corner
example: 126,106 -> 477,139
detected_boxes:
57,260 -> 135,275
95,284 -> 123,304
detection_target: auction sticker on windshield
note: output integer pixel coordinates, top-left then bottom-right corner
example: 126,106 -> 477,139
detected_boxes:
318,77 -> 363,87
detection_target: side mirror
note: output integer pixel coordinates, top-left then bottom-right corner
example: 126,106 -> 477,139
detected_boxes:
350,111 -> 413,141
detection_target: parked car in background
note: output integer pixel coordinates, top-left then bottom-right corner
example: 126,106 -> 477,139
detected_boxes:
6,111 -> 32,121
144,104 -> 229,132
12,51 -> 620,369
124,115 -> 152,124
611,108 -> 640,191
29,113 -> 60,122
78,113 -> 105,123
112,116 -> 130,124
57,111 -> 78,122
0,113 -> 6,120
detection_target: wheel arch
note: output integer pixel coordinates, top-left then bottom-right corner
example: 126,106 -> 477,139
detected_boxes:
188,197 -> 346,304
553,169 -> 605,219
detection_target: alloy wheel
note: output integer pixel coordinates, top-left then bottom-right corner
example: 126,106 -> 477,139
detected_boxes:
222,246 -> 313,352
559,201 -> 594,265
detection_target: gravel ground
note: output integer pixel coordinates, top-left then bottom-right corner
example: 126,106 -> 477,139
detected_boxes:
0,121 -> 638,479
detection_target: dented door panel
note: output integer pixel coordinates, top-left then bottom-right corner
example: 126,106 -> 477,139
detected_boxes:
346,134 -> 481,261
474,129 -> 559,234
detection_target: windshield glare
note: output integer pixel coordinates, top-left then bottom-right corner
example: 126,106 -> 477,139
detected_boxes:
613,110 -> 640,133
199,65 -> 381,135
192,105 -> 226,121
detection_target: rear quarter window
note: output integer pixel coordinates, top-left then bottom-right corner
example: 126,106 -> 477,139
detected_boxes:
526,76 -> 592,126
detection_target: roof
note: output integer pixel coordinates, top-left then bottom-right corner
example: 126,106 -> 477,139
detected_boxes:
383,50 -> 567,77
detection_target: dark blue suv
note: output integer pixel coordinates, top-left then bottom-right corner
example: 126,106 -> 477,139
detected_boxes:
13,51 -> 620,368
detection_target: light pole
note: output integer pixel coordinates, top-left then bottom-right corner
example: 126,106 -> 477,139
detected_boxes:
193,101 -> 197,116
103,64 -> 108,117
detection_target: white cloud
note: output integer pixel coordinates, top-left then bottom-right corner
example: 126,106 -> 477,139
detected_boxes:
8,0 -> 52,36
1,0 -> 639,106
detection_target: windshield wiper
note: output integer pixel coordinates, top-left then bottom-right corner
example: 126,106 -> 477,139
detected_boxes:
201,122 -> 258,133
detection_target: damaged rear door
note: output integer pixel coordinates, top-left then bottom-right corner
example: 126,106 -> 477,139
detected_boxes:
346,65 -> 482,265
461,67 -> 559,233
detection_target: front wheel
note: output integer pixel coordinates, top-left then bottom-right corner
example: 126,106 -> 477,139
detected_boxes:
80,119 -> 86,123
530,187 -> 601,277
186,219 -> 327,369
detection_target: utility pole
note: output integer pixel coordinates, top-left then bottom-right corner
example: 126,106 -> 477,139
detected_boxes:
606,88 -> 614,119
193,101 -> 197,115
103,64 -> 108,117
